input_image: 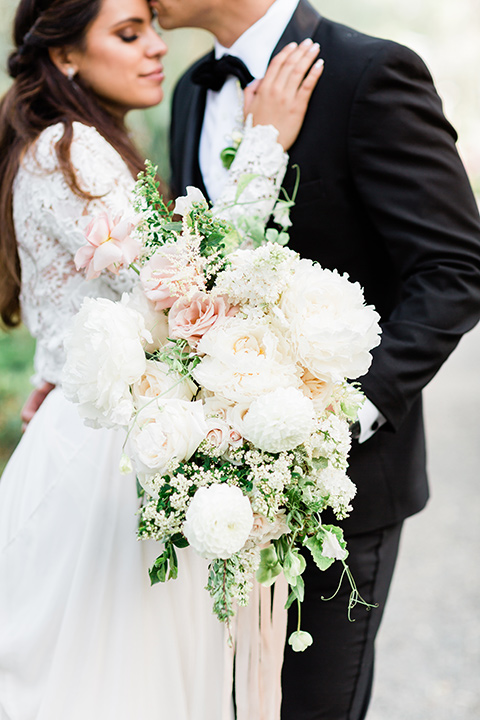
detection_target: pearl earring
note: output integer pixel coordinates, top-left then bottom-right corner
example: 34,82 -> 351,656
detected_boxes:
66,67 -> 76,81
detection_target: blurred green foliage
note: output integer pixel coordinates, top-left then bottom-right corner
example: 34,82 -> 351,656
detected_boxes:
0,327 -> 35,475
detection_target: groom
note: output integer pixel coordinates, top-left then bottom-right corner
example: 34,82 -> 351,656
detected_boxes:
155,0 -> 480,717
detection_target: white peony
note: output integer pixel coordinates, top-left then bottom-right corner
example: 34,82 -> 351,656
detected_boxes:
132,359 -> 196,408
63,296 -> 150,428
193,317 -> 300,403
184,484 -> 254,559
241,387 -> 316,453
129,399 -> 207,491
279,260 -> 381,381
122,286 -> 168,353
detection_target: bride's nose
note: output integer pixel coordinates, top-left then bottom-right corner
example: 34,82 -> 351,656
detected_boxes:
146,29 -> 167,58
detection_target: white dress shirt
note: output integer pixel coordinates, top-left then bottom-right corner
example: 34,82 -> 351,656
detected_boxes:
199,0 -> 299,203
198,0 -> 385,442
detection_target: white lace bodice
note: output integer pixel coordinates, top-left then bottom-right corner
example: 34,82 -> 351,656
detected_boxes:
14,121 -> 287,386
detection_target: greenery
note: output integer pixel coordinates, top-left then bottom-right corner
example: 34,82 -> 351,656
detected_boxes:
0,327 -> 35,476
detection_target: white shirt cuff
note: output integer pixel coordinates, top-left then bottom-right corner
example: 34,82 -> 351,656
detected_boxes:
357,398 -> 386,443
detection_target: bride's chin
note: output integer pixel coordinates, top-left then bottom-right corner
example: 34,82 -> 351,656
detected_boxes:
98,91 -> 165,119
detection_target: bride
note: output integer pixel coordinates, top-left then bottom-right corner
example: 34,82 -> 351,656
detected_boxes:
0,0 -> 322,718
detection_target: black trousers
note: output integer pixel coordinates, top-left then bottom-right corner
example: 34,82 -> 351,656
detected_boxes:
281,522 -> 403,720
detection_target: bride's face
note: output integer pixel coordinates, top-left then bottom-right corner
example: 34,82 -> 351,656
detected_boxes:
67,0 -> 167,116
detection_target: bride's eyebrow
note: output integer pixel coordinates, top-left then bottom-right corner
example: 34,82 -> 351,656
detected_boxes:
111,17 -> 145,28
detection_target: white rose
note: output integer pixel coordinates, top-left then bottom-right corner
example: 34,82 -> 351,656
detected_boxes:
280,260 -> 381,381
63,297 -> 150,428
249,511 -> 289,544
129,399 -> 207,489
184,484 -> 254,559
193,317 -> 300,403
132,359 -> 196,408
241,387 -> 316,453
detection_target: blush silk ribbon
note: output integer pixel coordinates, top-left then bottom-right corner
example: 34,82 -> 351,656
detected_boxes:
222,575 -> 289,720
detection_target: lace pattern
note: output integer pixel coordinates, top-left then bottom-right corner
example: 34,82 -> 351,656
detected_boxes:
14,120 -> 288,386
213,118 -> 288,226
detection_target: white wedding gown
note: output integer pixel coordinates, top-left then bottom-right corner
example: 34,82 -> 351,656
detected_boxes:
0,121 -> 287,720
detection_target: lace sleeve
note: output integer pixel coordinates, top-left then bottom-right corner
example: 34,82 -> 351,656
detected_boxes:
14,122 -> 138,386
212,117 -> 288,226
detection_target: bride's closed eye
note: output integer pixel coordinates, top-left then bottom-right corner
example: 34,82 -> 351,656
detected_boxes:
119,33 -> 139,43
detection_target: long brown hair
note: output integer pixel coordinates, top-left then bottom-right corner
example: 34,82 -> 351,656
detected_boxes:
0,0 -> 157,327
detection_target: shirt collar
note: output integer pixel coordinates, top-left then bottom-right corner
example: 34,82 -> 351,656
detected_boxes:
214,0 -> 299,78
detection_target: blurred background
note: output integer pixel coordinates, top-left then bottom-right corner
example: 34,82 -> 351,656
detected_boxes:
0,1 -> 479,717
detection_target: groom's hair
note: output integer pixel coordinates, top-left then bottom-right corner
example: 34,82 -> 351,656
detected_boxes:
0,0 -> 152,328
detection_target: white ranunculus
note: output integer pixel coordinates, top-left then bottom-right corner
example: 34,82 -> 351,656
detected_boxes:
288,630 -> 313,652
241,387 -> 316,453
279,260 -> 381,382
193,317 -> 300,403
132,359 -> 196,408
63,297 -> 151,428
184,484 -> 254,559
174,186 -> 207,216
129,399 -> 207,489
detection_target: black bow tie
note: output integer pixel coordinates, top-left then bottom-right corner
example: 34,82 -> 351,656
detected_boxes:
191,54 -> 254,91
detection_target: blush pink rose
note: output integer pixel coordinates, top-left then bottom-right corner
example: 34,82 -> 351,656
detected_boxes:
168,292 -> 237,348
75,212 -> 139,280
140,247 -> 205,311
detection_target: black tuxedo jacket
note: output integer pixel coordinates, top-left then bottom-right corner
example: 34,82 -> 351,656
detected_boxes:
170,1 -> 480,535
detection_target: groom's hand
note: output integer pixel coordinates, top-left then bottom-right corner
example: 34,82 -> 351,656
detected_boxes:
244,38 -> 324,151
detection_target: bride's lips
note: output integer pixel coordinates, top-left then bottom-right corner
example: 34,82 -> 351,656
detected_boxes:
141,67 -> 165,82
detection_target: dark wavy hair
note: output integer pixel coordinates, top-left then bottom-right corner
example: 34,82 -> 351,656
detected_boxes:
0,0 -> 160,327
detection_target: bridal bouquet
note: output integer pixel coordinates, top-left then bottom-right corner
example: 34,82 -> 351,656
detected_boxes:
63,163 -> 381,650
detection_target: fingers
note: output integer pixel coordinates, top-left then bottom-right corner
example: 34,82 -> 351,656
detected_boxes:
262,39 -> 321,99
295,56 -> 324,109
243,78 -> 262,116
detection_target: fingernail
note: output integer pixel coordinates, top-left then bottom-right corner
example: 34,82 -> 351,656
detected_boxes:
314,58 -> 324,69
309,42 -> 320,53
301,38 -> 313,47
287,41 -> 298,49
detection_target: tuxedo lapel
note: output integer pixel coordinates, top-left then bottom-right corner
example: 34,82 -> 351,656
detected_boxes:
271,0 -> 322,57
176,53 -> 212,199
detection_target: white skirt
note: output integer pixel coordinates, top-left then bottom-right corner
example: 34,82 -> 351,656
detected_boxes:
0,388 -> 229,720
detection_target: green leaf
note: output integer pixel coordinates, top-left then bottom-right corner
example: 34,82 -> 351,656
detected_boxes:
220,146 -> 237,170
265,228 -> 280,243
149,552 -> 169,584
234,173 -> 260,202
276,232 -> 290,246
283,550 -> 306,585
171,533 -> 189,549
304,535 -> 335,572
256,545 -> 282,587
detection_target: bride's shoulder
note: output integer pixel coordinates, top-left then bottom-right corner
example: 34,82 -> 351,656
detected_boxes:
23,122 -> 127,176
